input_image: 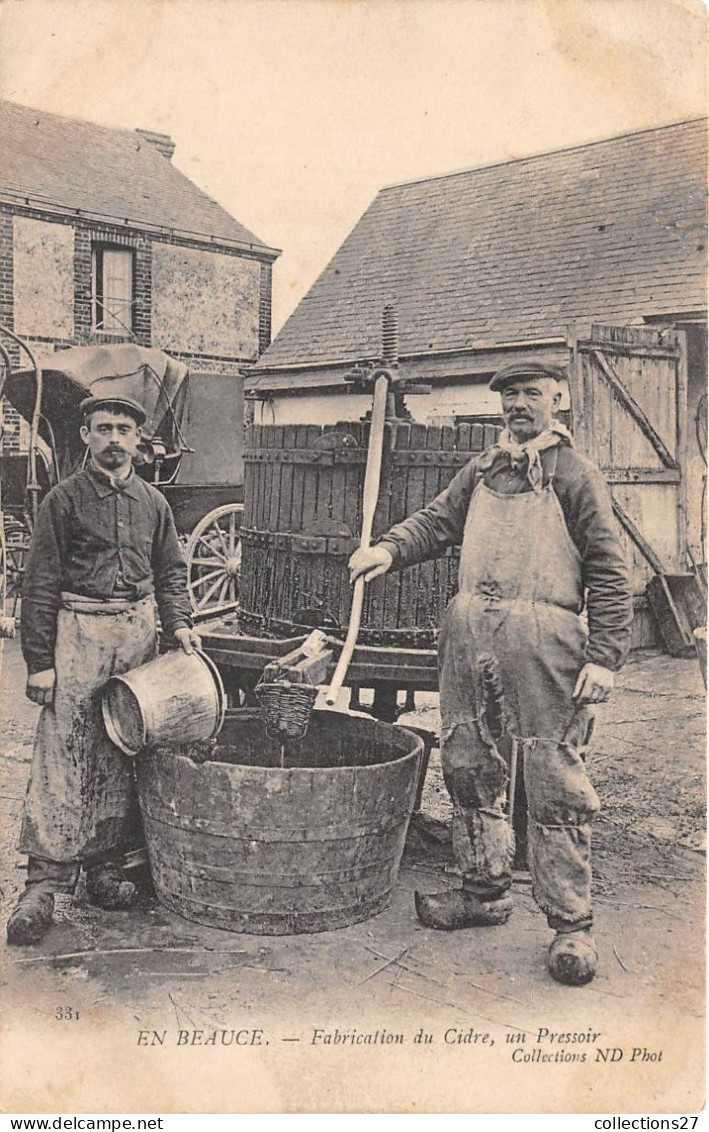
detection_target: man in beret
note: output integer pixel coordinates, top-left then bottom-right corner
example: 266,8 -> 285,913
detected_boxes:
349,362 -> 632,985
7,395 -> 200,945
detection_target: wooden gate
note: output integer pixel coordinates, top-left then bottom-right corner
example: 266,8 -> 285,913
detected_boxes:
569,323 -> 688,647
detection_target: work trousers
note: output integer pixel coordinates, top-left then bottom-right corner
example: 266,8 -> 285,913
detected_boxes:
439,594 -> 601,926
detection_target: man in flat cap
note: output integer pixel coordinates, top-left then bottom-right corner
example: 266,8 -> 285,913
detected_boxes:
7,395 -> 200,945
349,361 -> 632,985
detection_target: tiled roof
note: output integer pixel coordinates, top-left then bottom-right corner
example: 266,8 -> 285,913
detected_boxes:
255,118 -> 707,371
1,99 -> 278,256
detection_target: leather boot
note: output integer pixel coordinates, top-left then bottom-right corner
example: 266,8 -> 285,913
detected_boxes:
547,926 -> 598,986
414,888 -> 513,930
7,889 -> 55,945
85,860 -> 138,910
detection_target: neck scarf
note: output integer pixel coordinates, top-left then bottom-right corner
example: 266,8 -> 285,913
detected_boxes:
484,420 -> 573,493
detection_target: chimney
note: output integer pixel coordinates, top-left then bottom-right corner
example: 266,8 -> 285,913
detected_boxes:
135,128 -> 176,160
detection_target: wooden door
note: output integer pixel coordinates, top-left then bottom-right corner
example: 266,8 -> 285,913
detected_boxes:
569,323 -> 687,599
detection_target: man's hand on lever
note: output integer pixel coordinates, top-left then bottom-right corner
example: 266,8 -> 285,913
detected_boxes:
348,546 -> 394,584
573,662 -> 615,705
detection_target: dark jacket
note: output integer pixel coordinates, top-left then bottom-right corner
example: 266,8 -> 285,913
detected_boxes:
21,465 -> 192,673
377,441 -> 633,672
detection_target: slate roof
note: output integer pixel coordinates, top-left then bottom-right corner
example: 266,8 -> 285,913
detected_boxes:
0,100 -> 278,257
255,118 -> 707,373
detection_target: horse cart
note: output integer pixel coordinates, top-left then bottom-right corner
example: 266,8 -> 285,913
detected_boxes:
0,330 -> 246,621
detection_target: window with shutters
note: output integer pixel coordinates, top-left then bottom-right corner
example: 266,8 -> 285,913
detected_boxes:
92,245 -> 135,333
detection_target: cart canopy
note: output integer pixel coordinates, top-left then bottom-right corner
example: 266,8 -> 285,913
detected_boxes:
5,344 -> 189,481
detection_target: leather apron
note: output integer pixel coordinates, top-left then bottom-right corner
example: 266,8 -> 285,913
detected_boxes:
438,458 -> 600,925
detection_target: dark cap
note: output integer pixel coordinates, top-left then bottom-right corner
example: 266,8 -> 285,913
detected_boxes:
80,395 -> 146,426
489,361 -> 566,392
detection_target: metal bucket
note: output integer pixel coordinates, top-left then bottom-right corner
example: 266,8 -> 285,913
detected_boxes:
136,709 -> 423,934
102,649 -> 226,756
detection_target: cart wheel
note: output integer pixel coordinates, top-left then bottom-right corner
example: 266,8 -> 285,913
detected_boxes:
185,503 -> 244,614
0,508 -> 18,673
4,517 -> 30,604
0,509 -> 5,679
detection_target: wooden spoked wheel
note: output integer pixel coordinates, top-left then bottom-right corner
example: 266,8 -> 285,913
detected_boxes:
0,502 -> 18,673
0,506 -> 5,679
3,517 -> 29,599
185,503 -> 244,614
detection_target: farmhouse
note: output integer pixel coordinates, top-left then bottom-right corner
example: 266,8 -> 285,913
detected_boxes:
0,98 -> 280,452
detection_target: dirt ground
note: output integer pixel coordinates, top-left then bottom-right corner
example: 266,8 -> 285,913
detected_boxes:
0,633 -> 705,1115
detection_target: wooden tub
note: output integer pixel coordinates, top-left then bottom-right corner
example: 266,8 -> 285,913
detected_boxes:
136,709 -> 423,934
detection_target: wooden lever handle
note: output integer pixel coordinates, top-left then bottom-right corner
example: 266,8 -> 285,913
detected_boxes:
326,373 -> 389,704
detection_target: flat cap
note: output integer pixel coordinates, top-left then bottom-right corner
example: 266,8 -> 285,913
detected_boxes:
80,394 -> 147,426
489,361 -> 566,392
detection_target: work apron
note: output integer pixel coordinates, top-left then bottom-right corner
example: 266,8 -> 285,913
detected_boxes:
438,467 -> 600,925
18,596 -> 157,866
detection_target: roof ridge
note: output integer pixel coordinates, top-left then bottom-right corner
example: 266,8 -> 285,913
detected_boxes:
1,97 -> 279,255
380,117 -> 708,193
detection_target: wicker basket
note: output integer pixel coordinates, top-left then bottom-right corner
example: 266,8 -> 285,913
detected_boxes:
255,680 -> 319,740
